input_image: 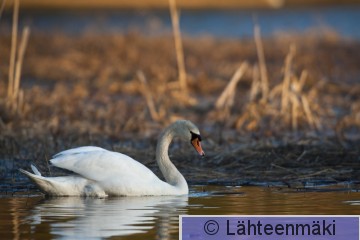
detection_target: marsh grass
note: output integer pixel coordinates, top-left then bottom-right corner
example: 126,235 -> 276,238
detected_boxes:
2,0 -> 30,118
239,43 -> 321,132
214,28 -> 323,134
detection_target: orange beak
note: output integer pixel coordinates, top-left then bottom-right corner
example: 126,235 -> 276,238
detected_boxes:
191,138 -> 205,156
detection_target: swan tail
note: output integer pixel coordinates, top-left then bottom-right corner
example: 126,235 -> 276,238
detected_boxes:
19,167 -> 53,193
30,164 -> 42,176
20,166 -> 104,197
19,167 -> 66,195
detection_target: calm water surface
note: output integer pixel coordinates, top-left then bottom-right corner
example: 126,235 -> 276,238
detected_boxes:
1,185 -> 359,239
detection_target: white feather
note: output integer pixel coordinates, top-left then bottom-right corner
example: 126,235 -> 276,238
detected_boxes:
31,164 -> 42,176
50,147 -> 172,196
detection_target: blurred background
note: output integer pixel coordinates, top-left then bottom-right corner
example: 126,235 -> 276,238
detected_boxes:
0,0 -> 359,183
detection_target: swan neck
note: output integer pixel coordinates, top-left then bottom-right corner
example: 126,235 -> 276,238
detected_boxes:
156,127 -> 187,189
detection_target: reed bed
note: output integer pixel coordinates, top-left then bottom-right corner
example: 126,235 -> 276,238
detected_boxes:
0,14 -> 359,187
1,0 -> 30,119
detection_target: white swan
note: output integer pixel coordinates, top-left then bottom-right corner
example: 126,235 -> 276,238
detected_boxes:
20,120 -> 205,197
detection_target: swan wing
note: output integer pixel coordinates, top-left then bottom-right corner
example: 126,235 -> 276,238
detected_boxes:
50,146 -> 159,184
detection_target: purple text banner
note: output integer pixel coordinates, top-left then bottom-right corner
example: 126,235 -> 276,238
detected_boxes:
181,216 -> 359,240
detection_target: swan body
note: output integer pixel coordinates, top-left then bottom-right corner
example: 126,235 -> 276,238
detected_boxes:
20,120 -> 204,197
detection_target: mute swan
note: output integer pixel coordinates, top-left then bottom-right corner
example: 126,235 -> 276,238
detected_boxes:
20,120 -> 204,197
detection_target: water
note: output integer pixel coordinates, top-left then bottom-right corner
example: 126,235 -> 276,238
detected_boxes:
1,185 -> 359,239
3,6 -> 360,39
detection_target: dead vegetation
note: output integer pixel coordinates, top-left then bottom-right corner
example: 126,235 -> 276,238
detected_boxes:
0,0 -> 30,120
0,4 -> 360,188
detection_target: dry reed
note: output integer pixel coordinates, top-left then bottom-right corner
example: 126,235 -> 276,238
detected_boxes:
169,0 -> 187,94
254,23 -> 269,102
4,0 -> 30,115
235,34 -> 321,132
281,44 -> 296,114
278,45 -> 320,131
7,0 -> 19,100
215,62 -> 249,110
249,64 -> 260,102
12,27 -> 30,108
137,70 -> 162,122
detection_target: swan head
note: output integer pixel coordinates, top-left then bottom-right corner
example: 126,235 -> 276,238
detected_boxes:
171,120 -> 205,156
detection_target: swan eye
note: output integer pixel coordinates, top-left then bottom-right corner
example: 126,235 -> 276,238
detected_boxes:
190,131 -> 202,141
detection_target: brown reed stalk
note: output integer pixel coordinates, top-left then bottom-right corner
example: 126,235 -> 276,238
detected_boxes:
169,0 -> 187,93
287,67 -> 318,131
289,92 -> 300,130
301,94 -> 319,130
254,23 -> 269,102
269,83 -> 282,100
298,70 -> 308,92
281,44 -> 296,114
215,61 -> 248,109
289,67 -> 320,130
13,26 -> 30,109
250,64 -> 260,102
137,70 -> 161,121
7,0 -> 19,100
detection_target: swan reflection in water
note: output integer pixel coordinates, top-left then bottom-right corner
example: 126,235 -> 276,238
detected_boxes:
26,195 -> 188,239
